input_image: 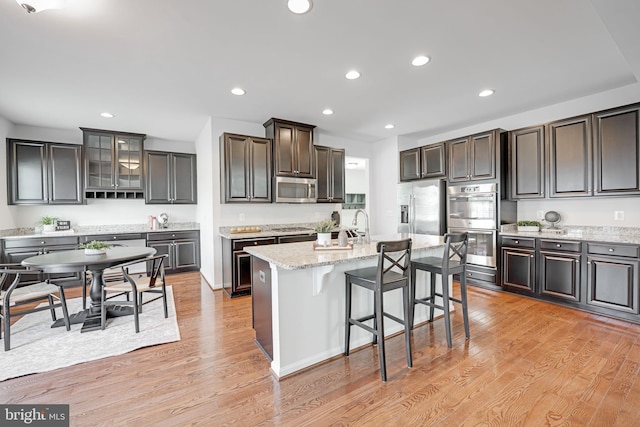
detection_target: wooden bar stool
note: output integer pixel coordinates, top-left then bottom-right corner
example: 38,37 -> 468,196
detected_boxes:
410,233 -> 469,348
344,239 -> 412,382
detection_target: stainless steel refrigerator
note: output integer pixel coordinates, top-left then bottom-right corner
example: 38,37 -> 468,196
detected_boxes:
397,179 -> 446,235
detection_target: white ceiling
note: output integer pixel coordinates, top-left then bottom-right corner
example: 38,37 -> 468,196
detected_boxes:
0,0 -> 639,143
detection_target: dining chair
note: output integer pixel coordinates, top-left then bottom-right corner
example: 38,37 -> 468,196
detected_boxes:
100,254 -> 168,332
344,239 -> 413,382
0,264 -> 71,351
410,232 -> 469,348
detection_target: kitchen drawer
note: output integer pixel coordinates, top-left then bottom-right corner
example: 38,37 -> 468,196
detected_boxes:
233,238 -> 277,251
3,236 -> 79,249
539,239 -> 581,253
465,268 -> 497,284
82,233 -> 144,242
588,243 -> 639,258
147,231 -> 199,241
278,234 -> 316,244
501,236 -> 536,249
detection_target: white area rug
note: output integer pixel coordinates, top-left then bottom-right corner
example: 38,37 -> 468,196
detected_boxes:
0,286 -> 180,382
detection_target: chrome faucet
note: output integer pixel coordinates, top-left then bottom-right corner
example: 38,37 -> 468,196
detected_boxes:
353,209 -> 370,244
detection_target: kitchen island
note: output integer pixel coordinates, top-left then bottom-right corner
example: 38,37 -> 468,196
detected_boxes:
245,233 -> 446,379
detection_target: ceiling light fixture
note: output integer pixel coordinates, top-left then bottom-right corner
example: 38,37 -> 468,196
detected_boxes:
385,124 -> 395,129
100,112 -> 114,118
412,55 -> 430,66
15,0 -> 69,13
479,89 -> 495,97
231,88 -> 246,96
345,70 -> 360,80
287,0 -> 312,14
322,109 -> 334,115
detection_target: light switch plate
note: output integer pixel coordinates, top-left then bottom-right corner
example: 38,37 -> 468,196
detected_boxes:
614,211 -> 624,221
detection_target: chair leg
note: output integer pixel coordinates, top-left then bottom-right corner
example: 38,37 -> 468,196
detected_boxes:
429,272 -> 436,322
460,272 -> 470,340
372,292 -> 378,345
48,295 -> 57,321
375,287 -> 386,382
133,291 -> 140,333
162,289 -> 168,318
402,285 -> 412,368
3,302 -> 10,351
442,274 -> 453,348
101,287 -> 107,330
344,277 -> 352,356
58,287 -> 71,331
410,264 -> 416,330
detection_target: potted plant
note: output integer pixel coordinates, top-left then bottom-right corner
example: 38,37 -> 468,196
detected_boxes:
39,216 -> 58,232
517,220 -> 541,232
313,219 -> 336,246
80,240 -> 112,255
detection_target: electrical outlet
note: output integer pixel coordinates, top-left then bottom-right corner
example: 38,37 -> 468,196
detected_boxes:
537,210 -> 544,220
614,211 -> 624,221
239,213 -> 245,221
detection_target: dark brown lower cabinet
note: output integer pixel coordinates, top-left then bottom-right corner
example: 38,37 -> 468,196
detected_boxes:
222,237 -> 276,298
587,256 -> 639,314
540,251 -> 581,302
501,247 -> 535,293
252,256 -> 273,360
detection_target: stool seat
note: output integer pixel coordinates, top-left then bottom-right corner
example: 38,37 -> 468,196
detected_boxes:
410,232 -> 469,348
344,239 -> 413,382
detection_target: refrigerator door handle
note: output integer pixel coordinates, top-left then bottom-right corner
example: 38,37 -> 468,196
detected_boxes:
410,194 -> 415,234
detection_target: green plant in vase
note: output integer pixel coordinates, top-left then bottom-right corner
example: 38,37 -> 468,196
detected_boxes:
39,216 -> 59,232
80,240 -> 112,254
313,219 -> 337,246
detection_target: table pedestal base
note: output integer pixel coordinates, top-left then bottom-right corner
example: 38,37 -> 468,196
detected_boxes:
51,306 -> 135,332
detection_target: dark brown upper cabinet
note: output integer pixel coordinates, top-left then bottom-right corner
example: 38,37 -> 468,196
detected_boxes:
448,130 -> 497,182
145,151 -> 197,204
81,128 -> 145,199
593,104 -> 640,196
263,118 -> 315,178
509,125 -> 545,199
7,139 -> 83,205
548,115 -> 592,198
315,145 -> 345,203
399,143 -> 446,182
220,133 -> 272,203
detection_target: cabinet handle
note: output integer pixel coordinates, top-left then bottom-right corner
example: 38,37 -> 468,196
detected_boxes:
609,248 -> 614,252
113,236 -> 118,239
556,244 -> 561,248
41,241 -> 45,244
575,260 -> 579,263
514,240 -> 519,244
467,272 -> 473,276
530,255 -> 534,258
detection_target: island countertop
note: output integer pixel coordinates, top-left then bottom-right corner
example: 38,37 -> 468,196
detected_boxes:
244,233 -> 444,270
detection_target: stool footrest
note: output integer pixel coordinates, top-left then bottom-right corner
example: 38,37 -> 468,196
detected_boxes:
350,318 -> 377,335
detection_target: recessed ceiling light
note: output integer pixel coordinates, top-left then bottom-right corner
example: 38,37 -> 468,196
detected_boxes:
385,124 -> 395,129
287,0 -> 312,14
412,55 -> 430,66
100,112 -> 114,118
322,109 -> 334,115
479,89 -> 495,97
231,88 -> 246,96
345,70 -> 361,80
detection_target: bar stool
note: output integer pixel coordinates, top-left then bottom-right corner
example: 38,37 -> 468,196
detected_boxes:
410,232 -> 469,348
344,239 -> 412,382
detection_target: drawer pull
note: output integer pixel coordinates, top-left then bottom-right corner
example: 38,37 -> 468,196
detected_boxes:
41,241 -> 45,244
113,236 -> 118,239
530,255 -> 534,258
467,272 -> 473,276
514,240 -> 519,244
556,244 -> 561,248
609,248 -> 614,252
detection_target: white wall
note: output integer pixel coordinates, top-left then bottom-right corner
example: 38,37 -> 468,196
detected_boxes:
0,116 -> 15,230
518,197 -> 640,227
195,118 -> 214,285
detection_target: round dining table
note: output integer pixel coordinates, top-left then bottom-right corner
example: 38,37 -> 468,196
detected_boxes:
22,246 -> 156,332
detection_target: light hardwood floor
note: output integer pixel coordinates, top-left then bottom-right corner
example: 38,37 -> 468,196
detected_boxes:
2,272 -> 640,426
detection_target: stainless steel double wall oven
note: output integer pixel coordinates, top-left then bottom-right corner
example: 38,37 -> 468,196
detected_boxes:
447,182 -> 516,287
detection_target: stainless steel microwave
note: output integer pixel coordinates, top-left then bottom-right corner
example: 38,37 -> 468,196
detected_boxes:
273,176 -> 317,203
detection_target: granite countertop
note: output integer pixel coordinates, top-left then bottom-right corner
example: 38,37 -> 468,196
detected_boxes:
218,223 -> 357,239
0,222 -> 200,239
245,233 -> 444,270
499,224 -> 640,245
